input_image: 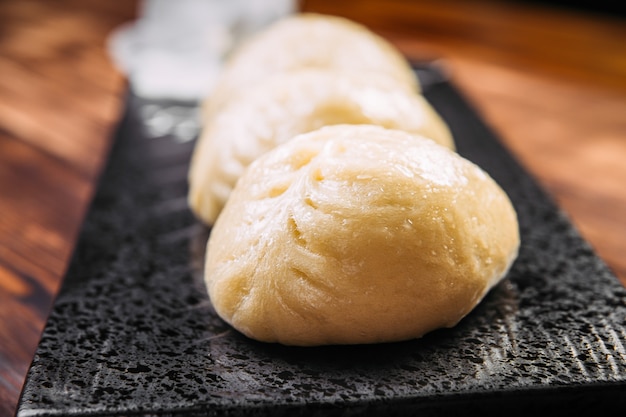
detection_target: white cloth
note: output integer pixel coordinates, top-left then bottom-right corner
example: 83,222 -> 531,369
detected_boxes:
107,0 -> 296,100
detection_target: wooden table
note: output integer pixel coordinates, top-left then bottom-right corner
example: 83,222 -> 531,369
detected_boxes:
1,1 -> 624,415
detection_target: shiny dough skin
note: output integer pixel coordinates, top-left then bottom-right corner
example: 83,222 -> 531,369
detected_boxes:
204,13 -> 419,116
189,69 -> 454,226
205,125 -> 520,346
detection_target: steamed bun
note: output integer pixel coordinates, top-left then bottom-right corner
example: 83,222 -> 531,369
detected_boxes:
204,13 -> 419,116
205,125 -> 519,346
189,69 -> 454,226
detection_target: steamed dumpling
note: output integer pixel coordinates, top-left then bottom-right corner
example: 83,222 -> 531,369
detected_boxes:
204,13 -> 419,116
189,69 -> 454,225
205,125 -> 519,346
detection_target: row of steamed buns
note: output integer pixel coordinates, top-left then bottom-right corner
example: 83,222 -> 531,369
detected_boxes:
187,14 -> 520,346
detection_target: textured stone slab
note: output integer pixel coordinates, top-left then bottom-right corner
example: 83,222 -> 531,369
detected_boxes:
17,66 -> 626,416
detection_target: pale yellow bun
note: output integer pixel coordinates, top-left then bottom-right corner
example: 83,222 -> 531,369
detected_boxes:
204,13 -> 418,116
205,125 -> 520,346
188,69 -> 454,226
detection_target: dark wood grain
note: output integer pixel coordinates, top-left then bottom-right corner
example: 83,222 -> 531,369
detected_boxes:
1,1 -> 625,416
0,1 -> 137,416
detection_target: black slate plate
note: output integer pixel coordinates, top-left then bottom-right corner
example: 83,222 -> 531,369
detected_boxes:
17,65 -> 626,416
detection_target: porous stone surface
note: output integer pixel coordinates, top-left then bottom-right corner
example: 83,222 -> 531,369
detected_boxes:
17,67 -> 626,416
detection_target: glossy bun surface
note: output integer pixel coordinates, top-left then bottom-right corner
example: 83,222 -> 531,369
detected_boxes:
205,125 -> 519,346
